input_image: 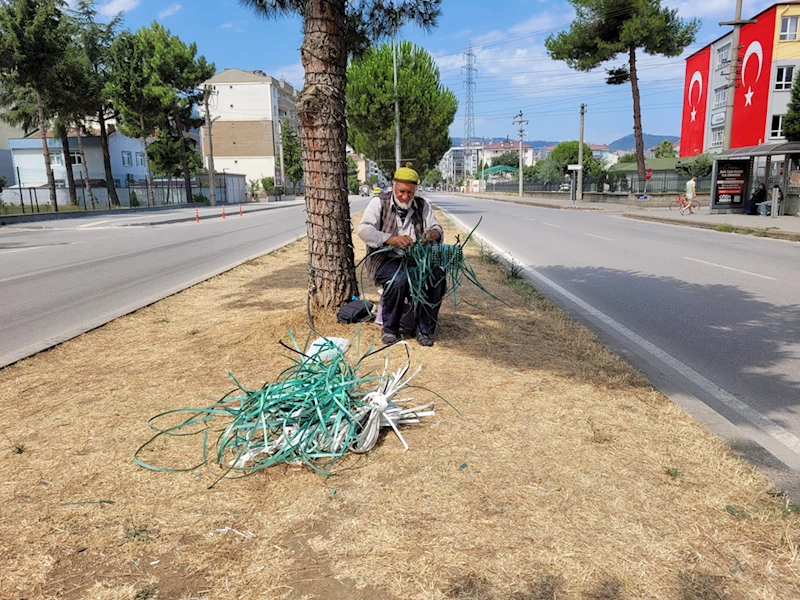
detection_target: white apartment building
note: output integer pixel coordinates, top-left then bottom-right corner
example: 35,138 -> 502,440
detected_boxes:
200,68 -> 299,186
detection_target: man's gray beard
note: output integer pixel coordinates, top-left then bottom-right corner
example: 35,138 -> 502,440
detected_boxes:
393,194 -> 412,211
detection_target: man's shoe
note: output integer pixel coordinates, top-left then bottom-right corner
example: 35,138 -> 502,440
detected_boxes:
416,332 -> 434,347
381,331 -> 399,345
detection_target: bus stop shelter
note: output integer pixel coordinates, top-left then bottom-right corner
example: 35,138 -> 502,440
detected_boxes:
711,142 -> 800,215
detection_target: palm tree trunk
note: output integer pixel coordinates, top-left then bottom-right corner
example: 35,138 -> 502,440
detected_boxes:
98,109 -> 119,206
75,129 -> 95,209
629,45 -> 646,193
299,0 -> 358,312
139,115 -> 155,206
60,129 -> 78,206
35,90 -> 58,211
174,113 -> 193,204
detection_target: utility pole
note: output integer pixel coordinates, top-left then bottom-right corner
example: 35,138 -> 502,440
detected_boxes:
393,39 -> 402,171
578,103 -> 585,201
203,85 -> 218,206
463,41 -> 477,186
721,0 -> 756,151
513,111 -> 528,197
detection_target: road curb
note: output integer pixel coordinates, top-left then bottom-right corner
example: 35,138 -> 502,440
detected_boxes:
622,213 -> 800,242
121,201 -> 304,226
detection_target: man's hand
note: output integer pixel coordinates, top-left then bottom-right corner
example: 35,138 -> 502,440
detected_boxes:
387,235 -> 414,249
420,230 -> 441,245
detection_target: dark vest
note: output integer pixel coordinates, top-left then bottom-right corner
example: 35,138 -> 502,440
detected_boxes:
364,192 -> 427,284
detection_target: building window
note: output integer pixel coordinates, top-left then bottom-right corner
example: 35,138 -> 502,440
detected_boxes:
771,115 -> 784,138
713,87 -> 727,109
776,66 -> 795,90
122,151 -> 132,167
716,43 -> 731,69
710,127 -> 724,148
52,152 -> 63,166
135,152 -> 144,166
70,152 -> 83,165
781,16 -> 799,41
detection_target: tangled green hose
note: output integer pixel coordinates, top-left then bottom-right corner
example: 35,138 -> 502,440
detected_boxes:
135,333 -> 448,487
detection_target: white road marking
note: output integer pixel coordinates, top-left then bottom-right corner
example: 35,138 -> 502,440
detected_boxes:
682,257 -> 776,281
584,233 -> 615,241
444,211 -> 800,461
0,246 -> 45,255
524,217 -> 563,228
76,219 -> 117,228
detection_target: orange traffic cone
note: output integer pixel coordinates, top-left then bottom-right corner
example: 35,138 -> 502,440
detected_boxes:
239,203 -> 243,217
195,207 -> 199,223
222,205 -> 226,219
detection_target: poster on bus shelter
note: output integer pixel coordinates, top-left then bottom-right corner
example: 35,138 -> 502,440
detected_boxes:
713,159 -> 750,206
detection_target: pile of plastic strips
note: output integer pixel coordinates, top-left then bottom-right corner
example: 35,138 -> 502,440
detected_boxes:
135,335 -> 442,486
386,219 -> 503,310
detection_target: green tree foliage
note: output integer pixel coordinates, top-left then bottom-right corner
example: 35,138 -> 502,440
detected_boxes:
548,141 -> 604,177
492,150 -> 519,168
368,174 -> 379,186
347,157 -> 360,194
654,139 -> 677,158
261,176 -> 276,194
676,153 -> 712,178
148,129 -> 202,177
546,0 -> 698,189
618,153 -> 638,163
0,0 -> 71,209
281,118 -> 303,191
346,41 -> 456,175
783,72 -> 800,142
248,179 -> 261,199
423,168 -> 442,186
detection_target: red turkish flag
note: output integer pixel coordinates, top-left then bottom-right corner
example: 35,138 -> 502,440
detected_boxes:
680,47 -> 710,158
731,7 -> 776,148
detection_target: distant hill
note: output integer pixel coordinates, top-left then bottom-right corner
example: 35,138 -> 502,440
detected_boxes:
451,137 -> 560,149
609,134 -> 679,152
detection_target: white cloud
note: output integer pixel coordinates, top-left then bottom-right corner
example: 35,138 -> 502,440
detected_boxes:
508,9 -> 574,36
273,62 -> 305,88
97,0 -> 139,17
157,3 -> 182,19
219,23 -> 234,29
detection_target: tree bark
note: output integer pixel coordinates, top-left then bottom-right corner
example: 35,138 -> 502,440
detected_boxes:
35,90 -> 58,211
629,45 -> 646,192
98,109 -> 119,207
140,115 -> 155,206
75,128 -> 95,209
174,113 -> 193,204
299,0 -> 358,312
60,128 -> 77,206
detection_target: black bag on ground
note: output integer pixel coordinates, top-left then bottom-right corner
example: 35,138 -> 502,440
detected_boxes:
337,299 -> 375,324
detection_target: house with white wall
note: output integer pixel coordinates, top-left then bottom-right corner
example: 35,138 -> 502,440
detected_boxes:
200,68 -> 299,186
8,125 -> 148,189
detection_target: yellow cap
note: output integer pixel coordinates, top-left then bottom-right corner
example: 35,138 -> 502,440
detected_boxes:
393,163 -> 419,184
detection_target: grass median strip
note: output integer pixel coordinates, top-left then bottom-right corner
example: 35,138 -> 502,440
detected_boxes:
0,212 -> 798,599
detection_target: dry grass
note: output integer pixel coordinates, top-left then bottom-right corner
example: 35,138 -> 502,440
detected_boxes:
0,212 -> 798,600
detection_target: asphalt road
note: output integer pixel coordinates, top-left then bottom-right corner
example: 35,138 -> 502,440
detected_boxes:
0,197 -> 369,369
429,192 -> 800,496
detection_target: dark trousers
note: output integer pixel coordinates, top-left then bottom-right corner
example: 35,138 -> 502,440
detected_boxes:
375,259 -> 447,336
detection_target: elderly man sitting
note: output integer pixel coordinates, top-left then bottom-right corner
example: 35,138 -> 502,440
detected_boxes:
357,165 -> 446,347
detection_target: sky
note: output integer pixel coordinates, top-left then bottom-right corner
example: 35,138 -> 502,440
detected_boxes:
91,0 -> 776,146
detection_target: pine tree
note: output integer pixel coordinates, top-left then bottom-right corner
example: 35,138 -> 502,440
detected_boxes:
346,41 -> 457,174
546,0 -> 698,191
239,0 -> 442,312
281,118 -> 303,194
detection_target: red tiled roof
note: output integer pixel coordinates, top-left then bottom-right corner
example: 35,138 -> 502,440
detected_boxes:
589,144 -> 609,151
483,140 -> 532,150
28,127 -> 100,139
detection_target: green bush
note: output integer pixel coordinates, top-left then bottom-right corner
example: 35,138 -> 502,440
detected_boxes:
129,190 -> 140,207
192,192 -> 208,203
